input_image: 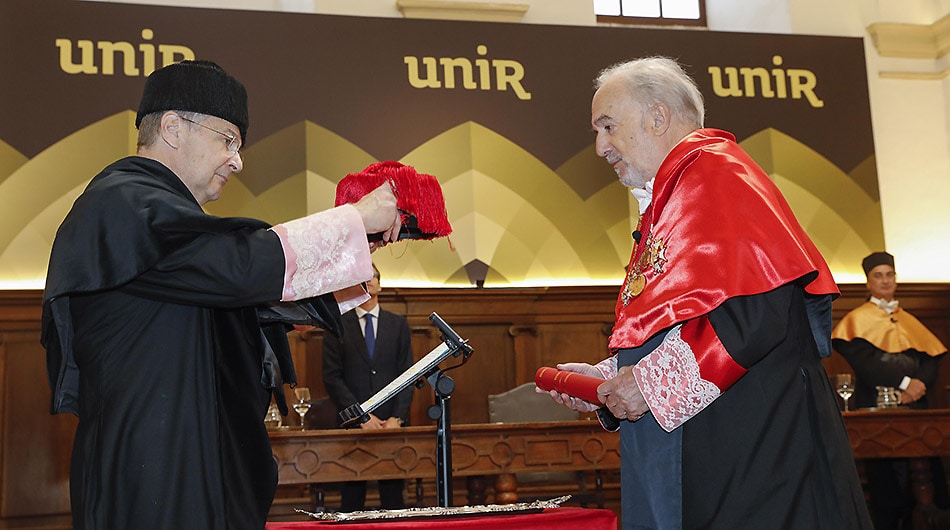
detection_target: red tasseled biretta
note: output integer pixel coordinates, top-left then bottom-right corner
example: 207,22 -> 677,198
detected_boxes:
335,161 -> 452,240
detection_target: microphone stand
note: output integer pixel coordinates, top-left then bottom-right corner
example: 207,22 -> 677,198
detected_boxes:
338,312 -> 473,508
423,312 -> 472,508
423,364 -> 456,507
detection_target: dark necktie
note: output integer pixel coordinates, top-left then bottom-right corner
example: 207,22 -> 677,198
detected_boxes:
364,313 -> 375,360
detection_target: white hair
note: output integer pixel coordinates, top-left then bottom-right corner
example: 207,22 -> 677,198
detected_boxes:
595,56 -> 705,128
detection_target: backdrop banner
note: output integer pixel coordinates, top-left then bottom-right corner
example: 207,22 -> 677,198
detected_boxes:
0,0 -> 880,286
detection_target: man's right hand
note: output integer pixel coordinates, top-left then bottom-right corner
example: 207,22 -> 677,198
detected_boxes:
359,413 -> 388,430
352,183 -> 401,243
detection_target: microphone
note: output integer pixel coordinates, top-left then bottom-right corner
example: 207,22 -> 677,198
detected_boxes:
632,230 -> 641,243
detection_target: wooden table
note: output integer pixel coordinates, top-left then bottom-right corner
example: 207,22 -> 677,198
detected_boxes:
270,410 -> 950,527
269,421 -> 619,505
844,408 -> 950,458
844,408 -> 950,529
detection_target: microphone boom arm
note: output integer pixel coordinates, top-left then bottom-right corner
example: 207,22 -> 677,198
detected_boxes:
339,312 -> 473,427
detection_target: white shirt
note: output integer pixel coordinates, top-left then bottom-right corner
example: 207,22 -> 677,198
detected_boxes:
630,178 -> 655,215
354,305 -> 380,339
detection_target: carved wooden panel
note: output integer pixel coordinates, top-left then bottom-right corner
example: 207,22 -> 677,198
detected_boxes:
270,421 -> 621,484
845,409 -> 950,459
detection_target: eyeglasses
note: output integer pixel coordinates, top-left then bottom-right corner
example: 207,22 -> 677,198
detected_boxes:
178,115 -> 242,155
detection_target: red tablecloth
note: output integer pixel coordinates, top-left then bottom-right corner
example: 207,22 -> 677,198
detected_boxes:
266,507 -> 617,529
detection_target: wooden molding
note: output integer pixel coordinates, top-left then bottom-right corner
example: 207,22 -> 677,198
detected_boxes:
867,13 -> 949,80
939,13 -> 950,57
867,14 -> 949,59
396,0 -> 529,22
878,68 -> 950,80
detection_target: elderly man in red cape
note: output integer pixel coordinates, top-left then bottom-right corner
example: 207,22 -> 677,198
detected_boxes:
543,56 -> 871,529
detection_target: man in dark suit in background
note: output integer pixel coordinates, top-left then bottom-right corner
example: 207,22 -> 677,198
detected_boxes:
322,263 -> 415,512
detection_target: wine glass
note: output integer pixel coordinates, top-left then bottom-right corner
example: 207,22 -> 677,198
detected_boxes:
834,374 -> 854,411
293,387 -> 312,429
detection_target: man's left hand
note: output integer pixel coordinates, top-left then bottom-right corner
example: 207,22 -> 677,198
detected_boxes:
901,378 -> 927,404
597,365 -> 650,421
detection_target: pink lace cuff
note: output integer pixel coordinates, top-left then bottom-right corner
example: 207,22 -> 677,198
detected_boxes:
632,324 -> 722,432
270,204 -> 373,301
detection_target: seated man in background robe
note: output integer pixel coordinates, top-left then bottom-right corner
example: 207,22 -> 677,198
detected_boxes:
833,251 -> 949,529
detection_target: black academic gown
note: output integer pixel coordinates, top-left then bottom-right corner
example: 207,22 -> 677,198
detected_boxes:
42,157 -> 331,530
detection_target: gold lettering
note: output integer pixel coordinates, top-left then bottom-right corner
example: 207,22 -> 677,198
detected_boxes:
786,69 -> 824,107
708,56 -> 823,108
771,55 -> 787,98
55,31 -> 194,77
739,67 -> 774,98
56,39 -> 98,74
404,45 -> 531,100
139,29 -> 156,76
97,41 -> 138,76
439,58 -> 477,89
492,59 -> 531,100
707,66 -> 742,97
475,44 -> 490,91
404,56 -> 441,88
158,44 -> 194,66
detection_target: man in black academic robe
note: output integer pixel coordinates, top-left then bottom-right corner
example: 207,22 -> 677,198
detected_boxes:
42,60 -> 401,530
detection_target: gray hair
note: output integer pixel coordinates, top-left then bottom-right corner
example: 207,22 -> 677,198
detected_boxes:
595,56 -> 705,128
136,110 -> 202,150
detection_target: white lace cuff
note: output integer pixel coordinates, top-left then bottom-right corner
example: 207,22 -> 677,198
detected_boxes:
270,204 -> 373,301
632,324 -> 721,432
594,355 -> 618,379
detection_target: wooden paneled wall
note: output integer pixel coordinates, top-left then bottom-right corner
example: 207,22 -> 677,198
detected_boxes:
3,284 -> 950,523
287,286 -> 619,428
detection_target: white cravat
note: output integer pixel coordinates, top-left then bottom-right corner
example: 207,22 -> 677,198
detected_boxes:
871,296 -> 899,315
629,178 -> 655,215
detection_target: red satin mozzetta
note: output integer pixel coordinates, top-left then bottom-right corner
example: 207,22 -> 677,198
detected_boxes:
610,129 -> 838,353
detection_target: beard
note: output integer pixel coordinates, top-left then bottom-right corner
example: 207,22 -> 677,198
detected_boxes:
616,162 -> 651,189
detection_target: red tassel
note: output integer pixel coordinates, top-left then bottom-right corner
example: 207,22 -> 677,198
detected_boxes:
335,161 -> 452,239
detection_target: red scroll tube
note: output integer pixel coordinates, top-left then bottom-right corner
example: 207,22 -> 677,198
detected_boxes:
535,366 -> 605,405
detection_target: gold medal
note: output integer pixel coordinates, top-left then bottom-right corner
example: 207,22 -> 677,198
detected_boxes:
628,273 -> 645,296
620,220 -> 657,305
638,246 -> 653,270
